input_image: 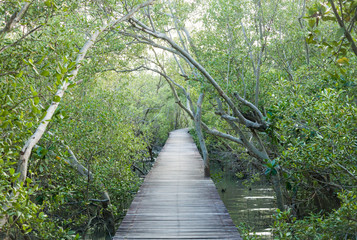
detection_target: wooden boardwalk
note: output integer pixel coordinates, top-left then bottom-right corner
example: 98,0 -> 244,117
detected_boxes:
113,129 -> 242,239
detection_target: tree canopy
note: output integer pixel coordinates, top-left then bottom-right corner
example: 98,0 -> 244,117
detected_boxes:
0,0 -> 356,239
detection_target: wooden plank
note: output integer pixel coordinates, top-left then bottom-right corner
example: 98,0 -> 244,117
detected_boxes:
113,129 -> 242,240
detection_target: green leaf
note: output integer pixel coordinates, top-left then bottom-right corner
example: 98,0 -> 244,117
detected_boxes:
331,40 -> 339,46
322,16 -> 335,21
68,62 -> 76,70
271,159 -> 276,167
321,41 -> 331,47
39,112 -> 47,121
53,95 -> 61,102
335,28 -> 345,40
56,73 -> 63,82
22,59 -> 30,66
61,66 -> 67,74
32,105 -> 40,114
37,55 -> 45,65
41,70 -> 50,77
34,96 -> 40,105
44,0 -> 52,7
306,34 -> 315,44
308,19 -> 315,29
336,57 -> 349,65
36,146 -> 43,156
68,83 -> 76,88
16,71 -> 23,78
39,212 -> 45,219
9,168 -> 15,175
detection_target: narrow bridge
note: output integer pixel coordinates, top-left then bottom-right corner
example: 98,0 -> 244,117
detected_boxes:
114,129 -> 242,239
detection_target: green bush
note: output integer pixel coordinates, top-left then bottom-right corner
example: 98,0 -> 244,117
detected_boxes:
273,191 -> 357,239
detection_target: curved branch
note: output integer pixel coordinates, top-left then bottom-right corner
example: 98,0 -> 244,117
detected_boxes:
16,0 -> 156,184
329,0 -> 357,56
0,2 -> 31,38
233,92 -> 264,120
142,65 -> 243,146
130,17 -> 267,131
194,93 -> 210,176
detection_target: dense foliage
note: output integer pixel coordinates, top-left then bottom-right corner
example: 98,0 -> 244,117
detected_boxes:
0,1 -> 178,239
1,0 -> 356,239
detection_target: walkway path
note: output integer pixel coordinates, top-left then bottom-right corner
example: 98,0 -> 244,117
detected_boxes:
114,129 -> 242,239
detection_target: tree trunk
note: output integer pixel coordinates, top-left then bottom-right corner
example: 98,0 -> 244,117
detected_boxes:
16,28 -> 102,184
16,0 -> 155,185
329,0 -> 357,56
1,0 -> 155,230
194,94 -> 210,177
272,175 -> 284,210
0,2 -> 31,38
64,145 -> 111,204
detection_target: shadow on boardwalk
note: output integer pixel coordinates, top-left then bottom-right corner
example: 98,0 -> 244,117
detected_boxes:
114,128 -> 242,239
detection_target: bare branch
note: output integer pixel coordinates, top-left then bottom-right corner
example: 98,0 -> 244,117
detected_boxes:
251,129 -> 268,158
16,0 -> 156,184
329,0 -> 357,56
130,17 -> 265,130
233,92 -> 264,120
102,65 -> 145,73
142,65 -> 243,146
117,30 -> 181,55
0,25 -> 42,53
215,97 -> 267,160
223,115 -> 269,161
111,0 -> 155,27
194,93 -> 210,176
145,6 -> 156,32
0,2 -> 31,38
336,163 -> 357,181
168,0 -> 188,52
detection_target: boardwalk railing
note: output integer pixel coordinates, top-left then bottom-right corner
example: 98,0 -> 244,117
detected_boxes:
114,129 -> 242,239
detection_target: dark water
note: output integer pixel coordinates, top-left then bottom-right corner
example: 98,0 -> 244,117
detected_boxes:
215,177 -> 276,239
